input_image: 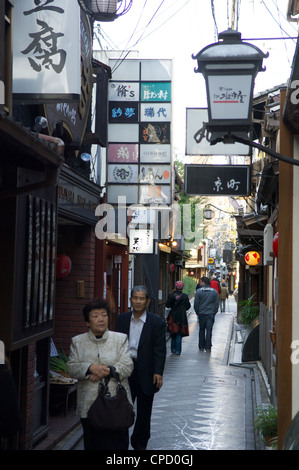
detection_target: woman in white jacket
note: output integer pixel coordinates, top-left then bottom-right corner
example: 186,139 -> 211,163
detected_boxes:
67,298 -> 133,450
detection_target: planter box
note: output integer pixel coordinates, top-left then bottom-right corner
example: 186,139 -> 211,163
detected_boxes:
242,323 -> 260,362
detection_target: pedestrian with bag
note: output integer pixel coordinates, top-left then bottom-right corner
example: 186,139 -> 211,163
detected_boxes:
166,280 -> 191,355
219,281 -> 229,312
115,285 -> 166,450
194,276 -> 219,352
67,298 -> 134,450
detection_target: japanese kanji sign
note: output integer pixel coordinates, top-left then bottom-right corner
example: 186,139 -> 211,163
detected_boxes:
185,164 -> 250,196
208,75 -> 251,120
107,59 -> 172,206
129,229 -> 154,254
13,0 -> 80,101
109,102 -> 139,123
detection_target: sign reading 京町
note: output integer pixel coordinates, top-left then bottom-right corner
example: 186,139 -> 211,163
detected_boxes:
185,164 -> 250,197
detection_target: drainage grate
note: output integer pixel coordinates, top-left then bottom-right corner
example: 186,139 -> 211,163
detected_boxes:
204,376 -> 239,386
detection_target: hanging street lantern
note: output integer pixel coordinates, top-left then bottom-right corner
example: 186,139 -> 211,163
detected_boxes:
169,263 -> 175,273
56,255 -> 72,279
77,0 -> 132,22
245,251 -> 260,266
192,29 -> 268,145
204,207 -> 214,220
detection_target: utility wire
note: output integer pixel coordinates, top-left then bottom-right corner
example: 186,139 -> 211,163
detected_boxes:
128,0 -> 192,47
210,0 -> 218,41
261,0 -> 296,41
111,0 -> 166,73
111,0 -> 192,74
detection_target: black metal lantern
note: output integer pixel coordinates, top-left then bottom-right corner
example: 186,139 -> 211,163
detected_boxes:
192,29 -> 268,145
78,0 -> 132,22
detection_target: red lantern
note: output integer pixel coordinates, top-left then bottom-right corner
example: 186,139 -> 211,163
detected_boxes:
169,263 -> 175,273
56,255 -> 72,279
273,232 -> 279,257
245,251 -> 260,266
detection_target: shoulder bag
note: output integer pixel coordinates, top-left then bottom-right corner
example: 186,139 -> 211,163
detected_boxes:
87,369 -> 135,431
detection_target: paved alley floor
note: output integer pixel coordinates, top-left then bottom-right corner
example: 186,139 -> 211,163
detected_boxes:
147,298 -> 256,451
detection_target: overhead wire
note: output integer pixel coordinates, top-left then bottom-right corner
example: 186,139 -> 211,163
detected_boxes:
272,0 -> 294,66
260,0 -> 297,41
111,0 -> 193,74
128,0 -> 193,47
111,0 -> 166,73
210,0 -> 218,41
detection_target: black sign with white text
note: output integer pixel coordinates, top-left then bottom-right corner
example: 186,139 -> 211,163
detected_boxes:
185,164 -> 250,196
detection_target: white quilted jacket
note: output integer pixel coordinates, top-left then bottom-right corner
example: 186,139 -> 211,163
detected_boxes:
67,329 -> 134,418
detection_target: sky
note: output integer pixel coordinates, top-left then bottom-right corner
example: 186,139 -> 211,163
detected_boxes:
95,0 -> 298,158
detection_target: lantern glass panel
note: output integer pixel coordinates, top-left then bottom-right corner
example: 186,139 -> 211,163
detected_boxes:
207,74 -> 252,120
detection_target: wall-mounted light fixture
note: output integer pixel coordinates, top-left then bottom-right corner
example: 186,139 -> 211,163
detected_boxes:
33,116 -> 48,132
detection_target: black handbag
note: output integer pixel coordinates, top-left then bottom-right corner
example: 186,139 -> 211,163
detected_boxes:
87,369 -> 135,431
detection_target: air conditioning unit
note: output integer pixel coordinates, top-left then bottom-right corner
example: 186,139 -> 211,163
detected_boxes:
264,224 -> 273,265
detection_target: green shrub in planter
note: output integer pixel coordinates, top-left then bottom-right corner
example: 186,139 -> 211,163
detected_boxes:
239,294 -> 259,326
254,405 -> 277,448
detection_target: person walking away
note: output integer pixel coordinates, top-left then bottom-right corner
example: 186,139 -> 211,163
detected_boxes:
194,276 -> 219,352
166,280 -> 190,355
67,298 -> 133,450
219,282 -> 229,312
210,276 -> 220,295
115,285 -> 166,450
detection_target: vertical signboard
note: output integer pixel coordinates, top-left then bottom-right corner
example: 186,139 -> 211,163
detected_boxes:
13,0 -> 81,102
107,59 -> 172,206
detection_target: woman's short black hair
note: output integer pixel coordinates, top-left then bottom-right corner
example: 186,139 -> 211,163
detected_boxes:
82,298 -> 110,322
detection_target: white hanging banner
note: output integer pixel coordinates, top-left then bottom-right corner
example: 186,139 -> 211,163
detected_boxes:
13,0 -> 81,102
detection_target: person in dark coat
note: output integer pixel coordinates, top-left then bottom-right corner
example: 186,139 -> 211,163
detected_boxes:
115,285 -> 166,450
194,276 -> 219,352
166,280 -> 191,355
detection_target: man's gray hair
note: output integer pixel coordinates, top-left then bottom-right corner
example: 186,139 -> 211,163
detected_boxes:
131,285 -> 150,299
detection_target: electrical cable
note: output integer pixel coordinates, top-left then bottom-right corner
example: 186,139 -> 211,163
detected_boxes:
261,0 -> 296,41
110,0 -> 148,73
210,0 -> 218,41
111,0 -> 166,73
126,0 -> 192,48
111,0 -> 194,74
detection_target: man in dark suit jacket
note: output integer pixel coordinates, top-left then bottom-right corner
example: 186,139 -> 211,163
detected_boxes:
115,285 -> 166,450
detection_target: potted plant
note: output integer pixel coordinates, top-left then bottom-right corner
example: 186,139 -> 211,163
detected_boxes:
254,405 -> 278,448
50,351 -> 69,377
239,294 -> 259,326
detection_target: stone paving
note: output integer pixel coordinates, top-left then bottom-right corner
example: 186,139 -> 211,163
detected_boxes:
147,298 -> 256,451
